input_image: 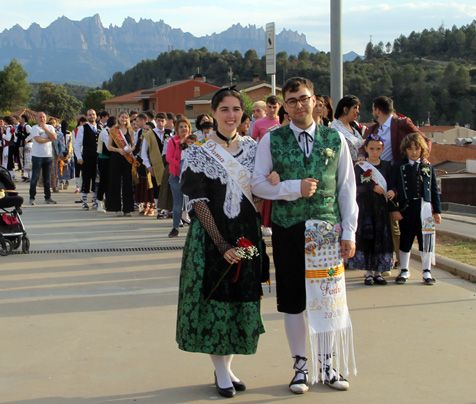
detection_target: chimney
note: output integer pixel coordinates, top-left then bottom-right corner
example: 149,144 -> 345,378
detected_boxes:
193,73 -> 205,82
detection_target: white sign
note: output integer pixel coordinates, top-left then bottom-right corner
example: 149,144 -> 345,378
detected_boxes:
265,22 -> 276,75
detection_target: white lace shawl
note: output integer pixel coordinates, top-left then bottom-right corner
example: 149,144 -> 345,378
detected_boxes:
181,136 -> 257,219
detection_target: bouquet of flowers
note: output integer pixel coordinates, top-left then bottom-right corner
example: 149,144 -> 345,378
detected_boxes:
205,236 -> 259,301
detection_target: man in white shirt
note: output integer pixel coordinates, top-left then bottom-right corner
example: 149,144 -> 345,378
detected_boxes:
29,111 -> 57,205
251,77 -> 358,394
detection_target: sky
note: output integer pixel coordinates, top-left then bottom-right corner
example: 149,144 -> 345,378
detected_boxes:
1,0 -> 475,54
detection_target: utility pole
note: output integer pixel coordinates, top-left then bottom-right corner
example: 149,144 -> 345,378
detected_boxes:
330,0 -> 343,105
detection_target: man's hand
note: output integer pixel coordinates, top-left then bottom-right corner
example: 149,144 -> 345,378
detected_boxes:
373,185 -> 385,195
340,240 -> 356,259
267,171 -> 280,185
147,166 -> 154,175
386,190 -> 395,200
391,211 -> 403,221
300,178 -> 319,198
433,213 -> 442,224
77,159 -> 84,165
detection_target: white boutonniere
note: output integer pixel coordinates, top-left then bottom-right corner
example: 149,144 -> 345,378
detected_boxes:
322,148 -> 336,165
421,166 -> 431,177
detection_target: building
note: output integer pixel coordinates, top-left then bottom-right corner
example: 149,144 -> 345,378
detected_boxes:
102,90 -> 144,117
104,76 -> 220,117
185,80 -> 282,119
419,125 -> 476,144
428,143 -> 476,165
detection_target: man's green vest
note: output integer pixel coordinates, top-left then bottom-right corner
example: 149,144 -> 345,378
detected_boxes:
270,125 -> 342,228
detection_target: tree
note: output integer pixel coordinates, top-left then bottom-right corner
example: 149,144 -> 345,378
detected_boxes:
82,89 -> 113,113
0,59 -> 31,112
31,82 -> 81,121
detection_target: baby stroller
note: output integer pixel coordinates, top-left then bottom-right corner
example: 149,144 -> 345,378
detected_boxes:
0,166 -> 29,255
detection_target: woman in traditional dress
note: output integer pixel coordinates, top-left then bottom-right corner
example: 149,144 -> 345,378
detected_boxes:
176,87 -> 267,398
107,112 -> 135,216
331,95 -> 365,162
347,135 -> 396,284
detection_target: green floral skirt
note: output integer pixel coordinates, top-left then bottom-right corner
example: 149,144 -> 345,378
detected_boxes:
176,220 -> 265,355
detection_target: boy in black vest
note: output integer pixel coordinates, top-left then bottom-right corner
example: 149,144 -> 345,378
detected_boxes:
73,109 -> 98,210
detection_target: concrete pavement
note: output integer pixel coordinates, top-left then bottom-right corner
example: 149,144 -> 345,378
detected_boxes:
0,182 -> 475,403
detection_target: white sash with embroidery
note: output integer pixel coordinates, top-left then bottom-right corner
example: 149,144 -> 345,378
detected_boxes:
421,199 -> 436,265
305,219 -> 357,384
202,139 -> 256,211
357,160 -> 388,193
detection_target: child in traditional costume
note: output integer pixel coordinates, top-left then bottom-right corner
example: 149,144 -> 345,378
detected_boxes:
347,135 -> 396,285
393,132 -> 441,285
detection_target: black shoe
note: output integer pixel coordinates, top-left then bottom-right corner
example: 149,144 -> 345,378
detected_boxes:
168,228 -> 179,238
395,269 -> 409,284
214,372 -> 236,398
364,275 -> 374,286
423,270 -> 436,285
289,355 -> 309,394
45,198 -> 57,204
373,274 -> 388,285
232,380 -> 246,392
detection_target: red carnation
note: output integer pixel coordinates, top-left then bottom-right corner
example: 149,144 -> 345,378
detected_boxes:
237,236 -> 254,248
363,169 -> 372,177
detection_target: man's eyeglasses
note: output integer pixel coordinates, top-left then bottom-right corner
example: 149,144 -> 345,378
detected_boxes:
284,95 -> 312,108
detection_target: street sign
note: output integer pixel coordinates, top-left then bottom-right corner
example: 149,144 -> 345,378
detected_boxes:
265,22 -> 276,75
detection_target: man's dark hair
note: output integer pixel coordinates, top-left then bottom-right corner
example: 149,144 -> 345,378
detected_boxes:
137,113 -> 148,121
266,95 -> 279,105
282,77 -> 315,99
373,96 -> 394,115
106,116 -> 117,128
99,111 -> 109,118
156,112 -> 167,120
129,110 -> 138,116
145,111 -> 155,120
166,112 -> 176,123
21,114 -> 28,123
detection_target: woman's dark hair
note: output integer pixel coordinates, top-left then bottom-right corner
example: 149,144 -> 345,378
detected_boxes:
3,116 -> 14,125
240,112 -> 250,124
278,105 -> 288,124
334,95 -> 361,119
106,116 -> 117,128
322,95 -> 333,123
21,114 -> 29,123
211,86 -> 243,111
195,113 -> 213,130
61,120 -> 68,134
77,116 -> 87,126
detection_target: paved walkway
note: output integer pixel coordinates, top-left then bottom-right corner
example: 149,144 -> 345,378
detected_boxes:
0,183 -> 475,403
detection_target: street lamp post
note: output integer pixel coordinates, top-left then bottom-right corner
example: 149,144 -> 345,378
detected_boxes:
330,0 -> 343,106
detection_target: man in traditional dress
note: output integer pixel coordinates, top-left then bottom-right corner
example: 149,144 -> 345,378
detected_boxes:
251,77 -> 358,394
73,109 -> 98,210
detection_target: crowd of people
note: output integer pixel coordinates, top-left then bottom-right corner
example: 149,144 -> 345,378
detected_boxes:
1,76 -> 442,398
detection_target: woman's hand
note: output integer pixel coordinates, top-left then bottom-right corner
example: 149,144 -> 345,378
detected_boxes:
373,185 -> 385,195
386,190 -> 395,200
223,248 -> 242,265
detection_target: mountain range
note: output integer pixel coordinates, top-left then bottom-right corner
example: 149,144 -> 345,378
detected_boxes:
0,14 -> 348,86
